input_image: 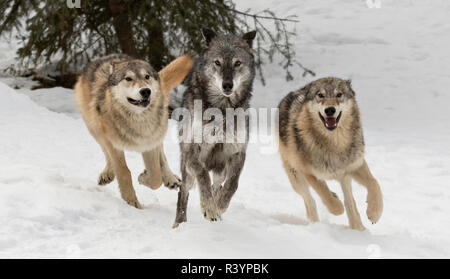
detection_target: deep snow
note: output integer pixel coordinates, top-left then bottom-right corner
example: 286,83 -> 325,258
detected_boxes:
0,0 -> 450,258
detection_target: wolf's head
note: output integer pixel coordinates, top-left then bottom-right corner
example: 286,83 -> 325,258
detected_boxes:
304,77 -> 356,131
199,28 -> 256,105
107,60 -> 158,112
107,56 -> 193,113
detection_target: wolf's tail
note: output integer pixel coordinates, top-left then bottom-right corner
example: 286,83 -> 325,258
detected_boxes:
159,54 -> 193,96
161,53 -> 196,118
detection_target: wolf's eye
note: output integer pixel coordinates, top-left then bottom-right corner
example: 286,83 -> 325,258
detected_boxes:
145,75 -> 150,80
234,61 -> 241,67
214,60 -> 221,66
317,93 -> 325,99
336,93 -> 343,98
125,77 -> 133,82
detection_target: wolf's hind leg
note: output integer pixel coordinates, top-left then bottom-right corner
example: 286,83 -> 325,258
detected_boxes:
284,165 -> 319,222
304,175 -> 344,216
351,160 -> 383,224
104,141 -> 141,209
139,148 -> 163,190
98,146 -> 115,186
339,176 -> 365,231
159,144 -> 182,190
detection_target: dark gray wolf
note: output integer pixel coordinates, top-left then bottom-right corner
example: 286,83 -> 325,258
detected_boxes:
74,54 -> 193,208
172,28 -> 257,227
278,77 -> 383,230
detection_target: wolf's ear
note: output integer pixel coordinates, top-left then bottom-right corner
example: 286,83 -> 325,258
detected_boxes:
242,30 -> 257,48
109,61 -> 123,74
108,63 -> 115,75
158,55 -> 194,96
345,79 -> 356,96
202,28 -> 217,46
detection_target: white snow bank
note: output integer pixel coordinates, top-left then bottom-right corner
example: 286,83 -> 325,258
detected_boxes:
0,79 -> 449,258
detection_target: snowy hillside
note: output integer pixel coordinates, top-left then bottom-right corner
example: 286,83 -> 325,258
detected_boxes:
1,0 -> 450,258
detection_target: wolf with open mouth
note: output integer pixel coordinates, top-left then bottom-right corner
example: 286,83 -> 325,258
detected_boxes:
74,53 -> 193,208
277,77 -> 383,231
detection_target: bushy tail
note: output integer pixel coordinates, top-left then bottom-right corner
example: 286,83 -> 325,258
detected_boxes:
159,54 -> 193,96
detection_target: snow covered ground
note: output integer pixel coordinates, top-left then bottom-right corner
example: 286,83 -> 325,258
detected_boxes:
1,0 -> 449,258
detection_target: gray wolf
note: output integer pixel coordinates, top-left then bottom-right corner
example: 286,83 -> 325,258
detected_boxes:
172,28 -> 257,227
277,77 -> 383,230
74,53 -> 193,208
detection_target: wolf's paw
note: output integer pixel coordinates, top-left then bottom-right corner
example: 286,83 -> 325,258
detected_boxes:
349,222 -> 366,231
163,173 -> 182,190
214,194 -> 231,216
201,198 -> 221,222
98,170 -> 115,186
124,197 -> 142,209
172,215 -> 187,229
366,194 -> 383,224
172,222 -> 181,229
138,169 -> 163,190
327,192 -> 345,215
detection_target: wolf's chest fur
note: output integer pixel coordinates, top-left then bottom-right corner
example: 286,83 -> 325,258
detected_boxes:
106,97 -> 169,152
299,122 -> 365,180
196,142 -> 247,171
305,140 -> 364,180
182,106 -> 249,171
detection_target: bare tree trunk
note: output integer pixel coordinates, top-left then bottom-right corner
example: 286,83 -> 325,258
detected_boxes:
144,0 -> 167,71
147,21 -> 166,71
109,0 -> 137,57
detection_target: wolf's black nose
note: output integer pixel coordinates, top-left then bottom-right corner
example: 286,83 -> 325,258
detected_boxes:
325,107 -> 336,117
140,88 -> 151,99
222,82 -> 233,92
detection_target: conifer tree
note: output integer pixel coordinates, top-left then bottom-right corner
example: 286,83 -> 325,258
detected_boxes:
0,0 -> 314,88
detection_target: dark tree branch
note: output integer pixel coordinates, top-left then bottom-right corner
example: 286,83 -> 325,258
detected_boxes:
0,0 -> 314,89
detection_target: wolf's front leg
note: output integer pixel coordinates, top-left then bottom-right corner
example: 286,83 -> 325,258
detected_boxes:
173,162 -> 195,228
212,169 -> 226,197
340,176 -> 365,231
215,152 -> 246,215
190,160 -> 220,222
173,187 -> 189,228
159,144 -> 182,190
351,160 -> 383,224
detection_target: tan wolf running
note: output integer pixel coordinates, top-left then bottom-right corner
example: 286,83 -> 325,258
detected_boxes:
74,53 -> 193,208
278,77 -> 383,230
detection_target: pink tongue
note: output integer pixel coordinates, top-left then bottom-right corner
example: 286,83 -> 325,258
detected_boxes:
326,118 -> 336,127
